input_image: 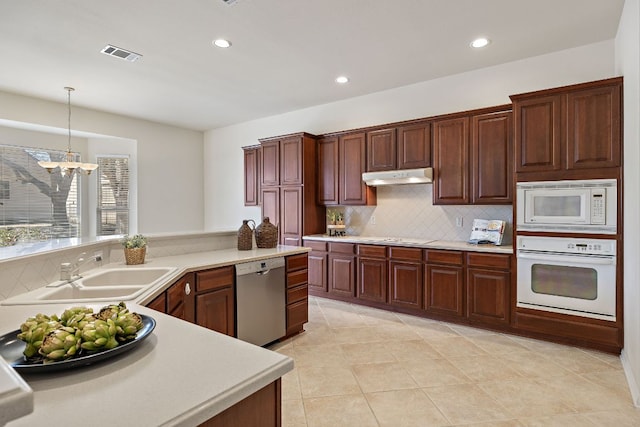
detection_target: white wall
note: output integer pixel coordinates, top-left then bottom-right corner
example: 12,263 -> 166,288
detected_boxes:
0,91 -> 204,234
204,40 -> 616,230
616,0 -> 640,407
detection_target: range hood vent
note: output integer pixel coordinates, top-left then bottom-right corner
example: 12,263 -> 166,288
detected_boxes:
362,168 -> 433,186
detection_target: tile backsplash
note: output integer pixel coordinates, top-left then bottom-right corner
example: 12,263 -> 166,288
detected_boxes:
336,184 -> 513,242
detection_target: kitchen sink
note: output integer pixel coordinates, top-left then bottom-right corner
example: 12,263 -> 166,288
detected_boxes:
78,267 -> 175,287
0,266 -> 178,305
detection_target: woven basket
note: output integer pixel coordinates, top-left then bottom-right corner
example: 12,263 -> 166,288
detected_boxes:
255,217 -> 278,248
124,247 -> 146,265
237,220 -> 255,251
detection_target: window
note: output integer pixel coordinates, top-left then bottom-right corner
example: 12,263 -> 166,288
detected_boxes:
0,144 -> 80,246
97,155 -> 130,236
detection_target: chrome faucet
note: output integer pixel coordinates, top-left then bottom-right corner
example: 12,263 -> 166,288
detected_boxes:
60,252 -> 102,282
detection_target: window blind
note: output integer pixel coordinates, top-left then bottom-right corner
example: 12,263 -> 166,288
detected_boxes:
97,155 -> 130,236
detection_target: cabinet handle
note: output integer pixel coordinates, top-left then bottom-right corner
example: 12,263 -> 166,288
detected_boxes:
184,282 -> 191,295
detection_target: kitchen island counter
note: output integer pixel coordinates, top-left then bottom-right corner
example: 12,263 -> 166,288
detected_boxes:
1,245 -> 309,426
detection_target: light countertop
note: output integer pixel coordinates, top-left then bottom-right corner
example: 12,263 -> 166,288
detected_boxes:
0,245 -> 309,427
302,235 -> 513,254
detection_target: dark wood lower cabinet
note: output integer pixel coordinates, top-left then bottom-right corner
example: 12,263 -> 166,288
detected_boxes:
195,287 -> 234,336
467,268 -> 510,325
389,261 -> 422,310
200,379 -> 281,427
285,253 -> 309,337
328,243 -> 356,298
424,264 -> 464,317
357,257 -> 387,303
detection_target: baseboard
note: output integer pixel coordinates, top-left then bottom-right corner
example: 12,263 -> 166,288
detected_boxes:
621,349 -> 640,407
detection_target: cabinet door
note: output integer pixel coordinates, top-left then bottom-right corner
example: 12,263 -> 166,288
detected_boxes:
389,261 -> 422,310
328,254 -> 356,297
261,140 -> 280,187
471,111 -> 513,204
424,264 -> 464,317
366,128 -> 397,171
357,257 -> 387,303
243,146 -> 260,206
147,292 -> 166,313
286,298 -> 309,336
280,136 -> 303,185
196,286 -> 235,337
513,95 -> 562,172
308,251 -> 328,292
566,84 -> 621,170
166,273 -> 195,322
397,122 -> 431,169
433,117 -> 469,204
339,132 -> 375,205
260,187 -> 280,235
280,186 -> 302,246
467,268 -> 510,325
317,136 -> 339,205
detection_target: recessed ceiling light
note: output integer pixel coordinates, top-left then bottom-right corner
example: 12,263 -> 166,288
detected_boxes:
213,39 -> 232,48
470,37 -> 490,48
335,76 -> 349,84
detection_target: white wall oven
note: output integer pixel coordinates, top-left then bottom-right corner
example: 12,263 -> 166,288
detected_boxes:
516,236 -> 616,321
516,179 -> 617,234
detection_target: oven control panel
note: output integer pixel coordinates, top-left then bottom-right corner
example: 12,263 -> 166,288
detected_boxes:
517,236 -> 616,256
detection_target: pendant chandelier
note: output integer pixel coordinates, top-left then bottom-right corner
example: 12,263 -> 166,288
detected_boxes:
38,87 -> 99,175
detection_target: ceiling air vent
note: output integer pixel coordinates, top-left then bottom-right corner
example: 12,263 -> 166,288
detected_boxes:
222,0 -> 238,4
100,45 -> 142,62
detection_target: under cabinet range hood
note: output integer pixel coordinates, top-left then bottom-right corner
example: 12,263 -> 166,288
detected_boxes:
362,168 -> 433,186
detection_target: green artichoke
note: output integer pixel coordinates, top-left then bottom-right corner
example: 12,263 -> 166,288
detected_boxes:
60,306 -> 94,327
114,311 -> 143,341
80,318 -> 119,351
38,326 -> 82,361
96,302 -> 128,321
17,314 -> 61,358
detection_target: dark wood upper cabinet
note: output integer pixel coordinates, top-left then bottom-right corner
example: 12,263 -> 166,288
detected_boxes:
512,94 -> 562,173
511,77 -> 622,175
433,116 -> 470,205
366,128 -> 397,171
397,122 -> 431,169
280,186 -> 303,247
260,140 -> 280,187
471,111 -> 513,204
280,136 -> 304,186
339,132 -> 376,206
566,83 -> 621,170
317,136 -> 339,205
242,145 -> 260,206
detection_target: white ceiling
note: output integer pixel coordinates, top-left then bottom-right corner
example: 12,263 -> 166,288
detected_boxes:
0,0 -> 625,131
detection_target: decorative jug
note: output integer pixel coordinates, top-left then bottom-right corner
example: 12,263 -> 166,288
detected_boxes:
255,217 -> 278,248
237,219 -> 255,250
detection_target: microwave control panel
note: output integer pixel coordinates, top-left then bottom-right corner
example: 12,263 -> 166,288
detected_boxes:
591,189 -> 606,224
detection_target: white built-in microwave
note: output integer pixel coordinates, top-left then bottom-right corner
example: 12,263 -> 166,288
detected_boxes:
516,179 -> 617,234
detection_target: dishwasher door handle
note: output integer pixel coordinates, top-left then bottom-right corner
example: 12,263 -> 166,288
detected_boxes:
256,269 -> 271,276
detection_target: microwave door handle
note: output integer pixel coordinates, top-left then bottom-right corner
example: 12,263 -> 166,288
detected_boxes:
517,252 -> 615,265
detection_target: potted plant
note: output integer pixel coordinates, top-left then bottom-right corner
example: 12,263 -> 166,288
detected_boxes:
326,209 -> 338,225
121,234 -> 147,265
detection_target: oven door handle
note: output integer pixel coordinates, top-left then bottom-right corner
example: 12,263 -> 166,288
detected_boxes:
517,252 -> 616,265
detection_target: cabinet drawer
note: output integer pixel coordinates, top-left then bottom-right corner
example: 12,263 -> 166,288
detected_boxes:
424,249 -> 463,265
287,298 -> 308,328
357,244 -> 387,258
328,242 -> 356,254
196,266 -> 234,292
286,253 -> 308,271
287,269 -> 308,288
167,282 -> 188,314
303,240 -> 328,251
466,252 -> 511,270
287,283 -> 308,304
389,246 -> 422,261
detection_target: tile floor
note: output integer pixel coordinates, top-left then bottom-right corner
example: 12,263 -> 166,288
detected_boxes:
270,296 -> 640,427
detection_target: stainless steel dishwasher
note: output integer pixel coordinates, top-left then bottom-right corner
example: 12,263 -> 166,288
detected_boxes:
235,257 -> 286,346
